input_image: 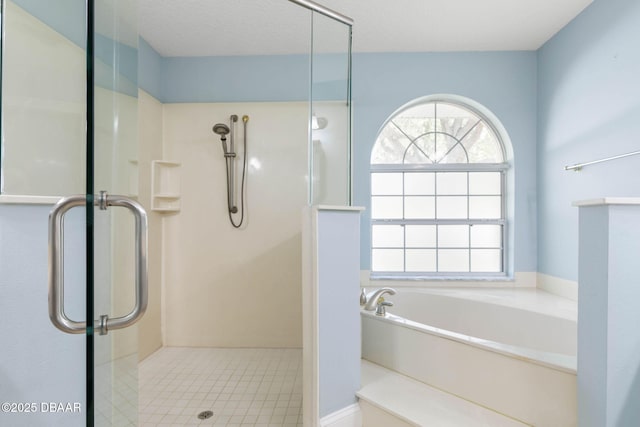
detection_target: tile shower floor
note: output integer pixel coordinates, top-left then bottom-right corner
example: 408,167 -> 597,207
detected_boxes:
139,347 -> 303,427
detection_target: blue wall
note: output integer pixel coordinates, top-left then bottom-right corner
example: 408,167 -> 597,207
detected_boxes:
139,42 -> 310,102
138,46 -> 348,103
161,54 -> 309,103
537,0 -> 640,281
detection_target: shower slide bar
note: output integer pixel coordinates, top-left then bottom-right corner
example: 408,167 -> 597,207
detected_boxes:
288,0 -> 354,26
564,150 -> 640,171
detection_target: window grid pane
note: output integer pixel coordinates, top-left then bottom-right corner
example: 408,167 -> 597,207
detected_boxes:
372,225 -> 404,248
469,196 -> 502,219
469,172 -> 502,195
406,249 -> 437,272
372,249 -> 404,272
438,249 -> 470,272
405,225 -> 437,248
436,196 -> 468,219
405,196 -> 435,219
371,196 -> 403,219
436,172 -> 467,195
470,224 -> 502,248
404,172 -> 435,195
371,172 -> 403,195
470,249 -> 503,272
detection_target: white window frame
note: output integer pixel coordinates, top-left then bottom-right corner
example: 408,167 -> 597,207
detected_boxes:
370,97 -> 510,280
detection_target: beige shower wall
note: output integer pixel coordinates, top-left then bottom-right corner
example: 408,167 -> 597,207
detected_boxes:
162,102 -> 307,348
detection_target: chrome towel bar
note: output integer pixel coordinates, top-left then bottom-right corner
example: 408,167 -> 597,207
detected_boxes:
565,150 -> 640,171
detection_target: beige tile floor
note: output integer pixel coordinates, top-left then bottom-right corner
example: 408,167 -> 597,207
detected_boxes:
138,347 -> 303,427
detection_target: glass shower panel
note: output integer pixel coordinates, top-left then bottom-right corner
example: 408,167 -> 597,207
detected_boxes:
309,12 -> 352,205
93,0 -> 139,425
0,1 -> 87,426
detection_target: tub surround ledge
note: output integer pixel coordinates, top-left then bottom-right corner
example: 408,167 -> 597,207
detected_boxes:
0,195 -> 62,205
313,205 -> 365,212
572,197 -> 640,207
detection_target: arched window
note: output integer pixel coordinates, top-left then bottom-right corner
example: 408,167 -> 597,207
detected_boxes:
370,96 -> 509,277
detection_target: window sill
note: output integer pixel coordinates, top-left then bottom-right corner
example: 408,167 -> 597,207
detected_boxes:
371,274 -> 510,281
362,271 -> 537,289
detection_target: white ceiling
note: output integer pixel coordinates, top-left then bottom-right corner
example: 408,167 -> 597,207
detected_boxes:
139,0 -> 593,57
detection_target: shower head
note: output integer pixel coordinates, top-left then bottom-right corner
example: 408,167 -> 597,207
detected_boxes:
212,123 -> 230,139
213,123 -> 231,155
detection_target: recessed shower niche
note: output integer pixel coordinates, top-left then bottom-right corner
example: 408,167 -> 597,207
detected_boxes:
151,160 -> 181,213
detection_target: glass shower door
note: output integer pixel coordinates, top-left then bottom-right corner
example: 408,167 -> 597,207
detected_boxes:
91,2 -> 143,425
0,1 -> 143,426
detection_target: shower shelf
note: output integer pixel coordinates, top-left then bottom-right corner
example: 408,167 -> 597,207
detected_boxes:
151,160 -> 181,212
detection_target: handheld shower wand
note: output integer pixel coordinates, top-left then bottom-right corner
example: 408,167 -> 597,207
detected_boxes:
212,121 -> 235,213
212,123 -> 230,155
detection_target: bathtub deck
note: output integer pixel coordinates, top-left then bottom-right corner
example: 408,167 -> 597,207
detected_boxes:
358,360 -> 530,427
397,287 -> 577,321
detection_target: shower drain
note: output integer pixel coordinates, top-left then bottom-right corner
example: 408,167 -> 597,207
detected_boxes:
197,410 -> 214,420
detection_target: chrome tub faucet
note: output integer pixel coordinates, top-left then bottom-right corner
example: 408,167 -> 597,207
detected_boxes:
363,287 -> 397,311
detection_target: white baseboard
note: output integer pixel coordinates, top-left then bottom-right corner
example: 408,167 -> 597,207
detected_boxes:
320,403 -> 362,427
537,273 -> 578,301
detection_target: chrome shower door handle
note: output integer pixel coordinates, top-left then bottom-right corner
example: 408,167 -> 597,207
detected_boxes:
48,193 -> 149,335
48,195 -> 87,334
99,194 -> 149,335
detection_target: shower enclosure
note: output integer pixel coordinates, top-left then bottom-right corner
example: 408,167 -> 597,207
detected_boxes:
0,0 -> 352,426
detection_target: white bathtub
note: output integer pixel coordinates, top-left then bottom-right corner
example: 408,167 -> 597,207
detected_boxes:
361,288 -> 577,426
